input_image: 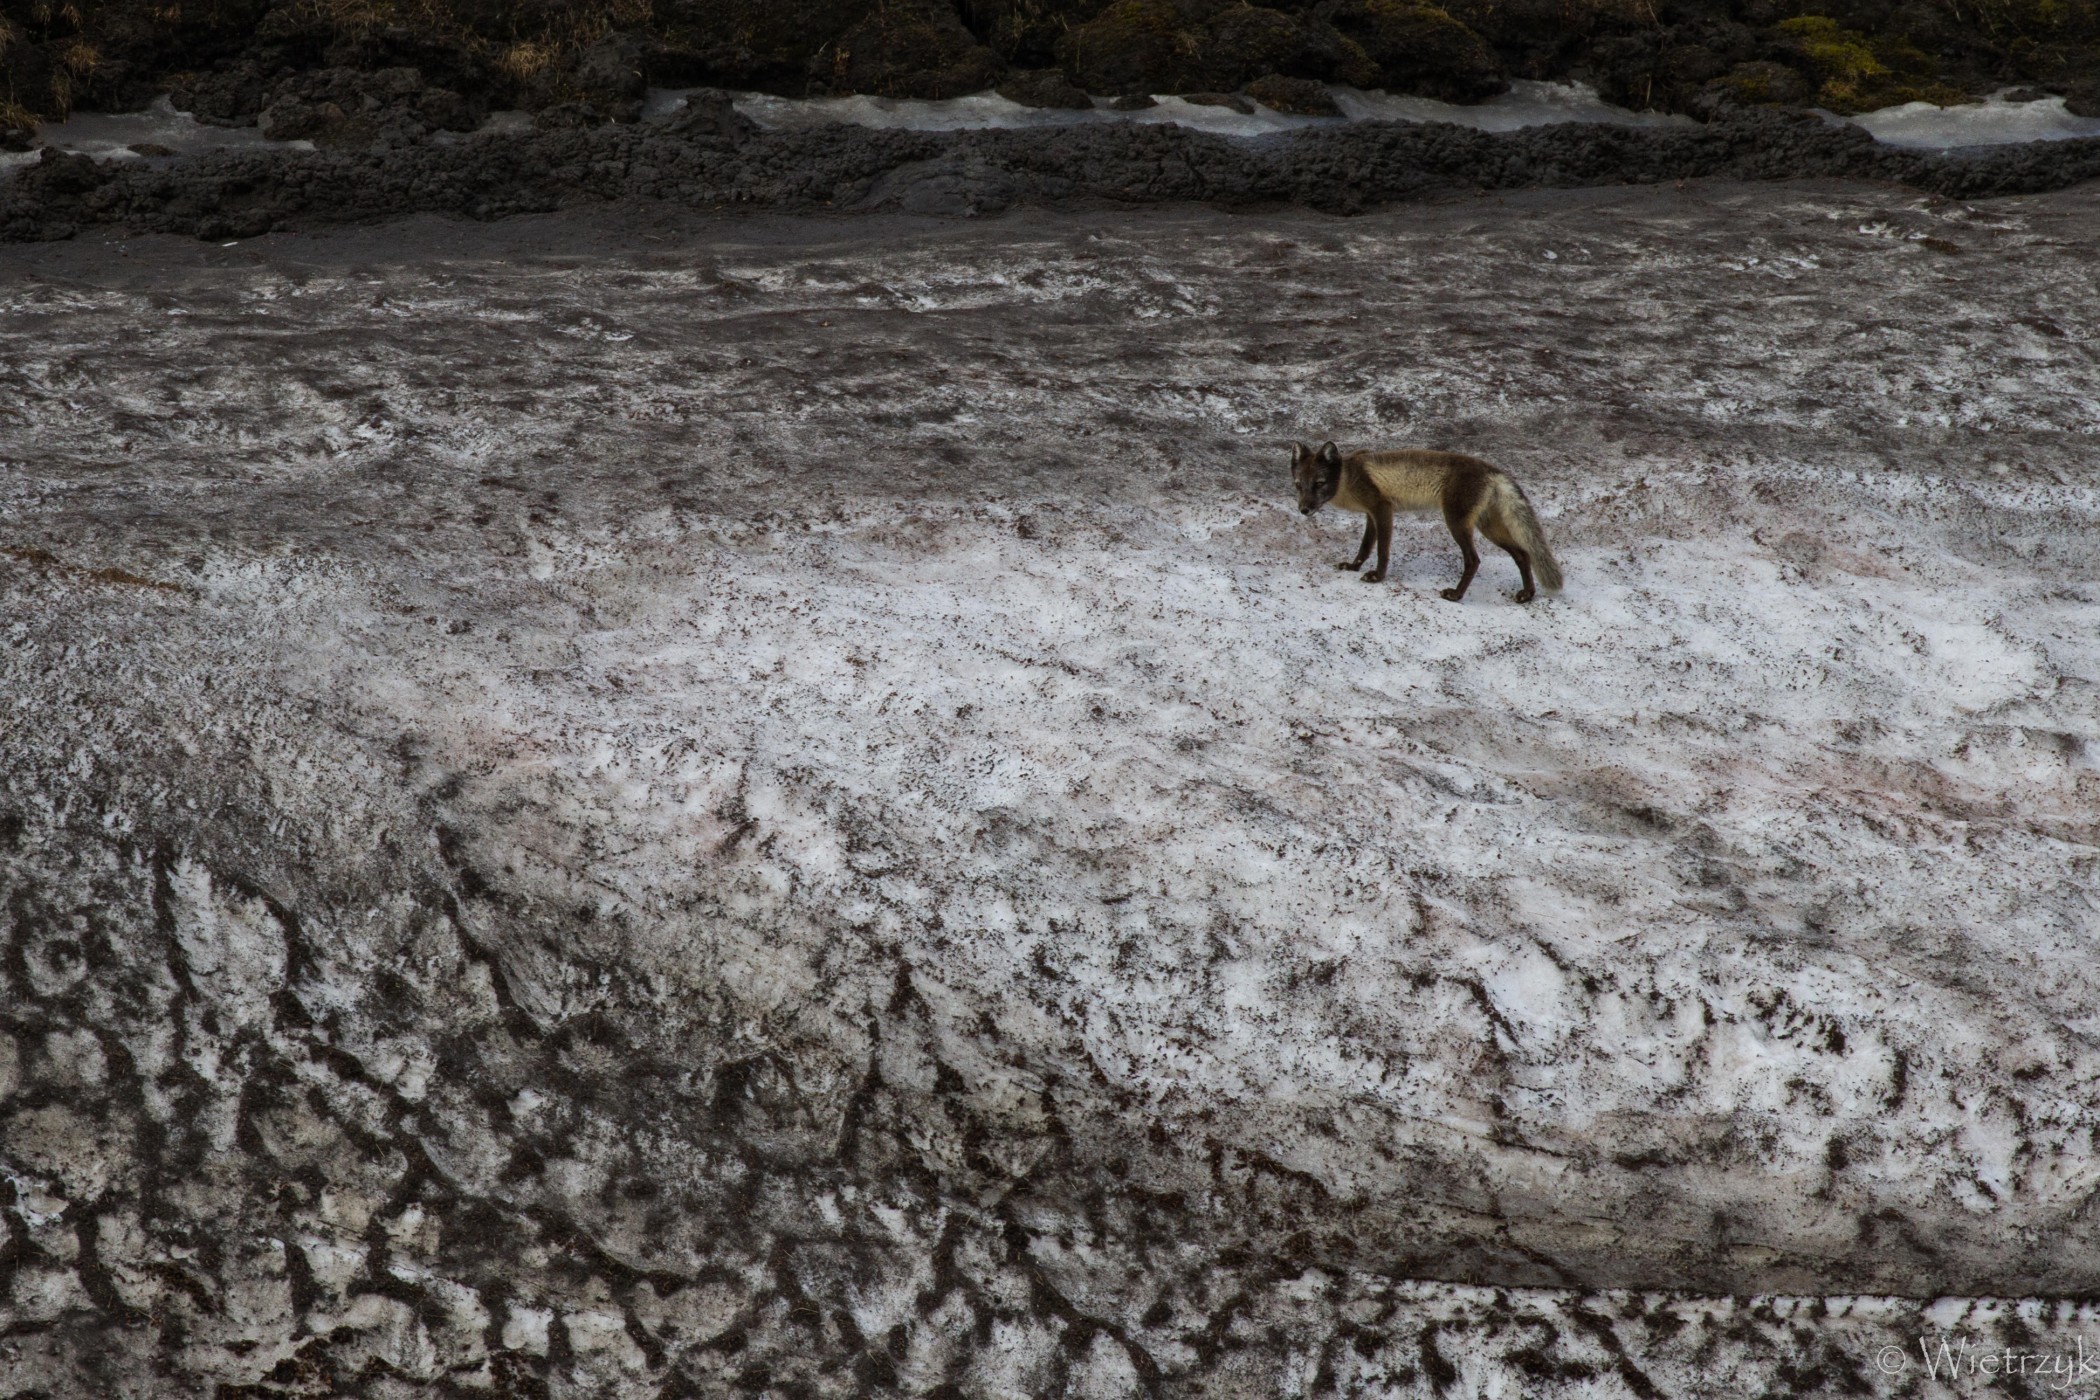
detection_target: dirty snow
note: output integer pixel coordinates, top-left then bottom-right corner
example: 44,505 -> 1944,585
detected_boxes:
3,182 -> 2099,1395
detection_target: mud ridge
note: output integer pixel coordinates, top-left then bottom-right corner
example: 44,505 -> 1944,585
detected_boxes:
6,101 -> 2100,241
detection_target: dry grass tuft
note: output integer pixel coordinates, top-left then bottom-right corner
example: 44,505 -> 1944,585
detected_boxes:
495,37 -> 559,79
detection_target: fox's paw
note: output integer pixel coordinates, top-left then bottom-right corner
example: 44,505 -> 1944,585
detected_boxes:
1360,571 -> 1386,583
1513,588 -> 1536,604
1335,560 -> 1361,570
1440,587 -> 1466,602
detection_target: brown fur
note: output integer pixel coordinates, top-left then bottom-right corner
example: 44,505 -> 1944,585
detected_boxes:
1290,441 -> 1563,602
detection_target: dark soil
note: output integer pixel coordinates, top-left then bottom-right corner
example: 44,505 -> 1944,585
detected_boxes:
4,95 -> 2098,242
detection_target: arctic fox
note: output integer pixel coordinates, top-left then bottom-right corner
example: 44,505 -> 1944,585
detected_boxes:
1290,441 -> 1562,603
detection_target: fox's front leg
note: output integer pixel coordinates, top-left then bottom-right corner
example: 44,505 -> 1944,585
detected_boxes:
1360,506 -> 1392,583
1337,518 -> 1375,571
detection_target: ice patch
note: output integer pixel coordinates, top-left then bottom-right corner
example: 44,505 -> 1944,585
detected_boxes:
1840,88 -> 2100,149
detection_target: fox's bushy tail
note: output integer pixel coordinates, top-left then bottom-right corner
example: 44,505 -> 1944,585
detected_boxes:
1501,481 -> 1562,593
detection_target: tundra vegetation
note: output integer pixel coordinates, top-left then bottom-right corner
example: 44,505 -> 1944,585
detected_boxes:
2,0 -> 2097,149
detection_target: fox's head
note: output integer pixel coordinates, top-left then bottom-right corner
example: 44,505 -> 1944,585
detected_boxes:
1291,441 -> 1343,515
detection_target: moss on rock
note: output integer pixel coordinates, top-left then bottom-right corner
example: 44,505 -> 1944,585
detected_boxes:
5,0 -> 2099,131
653,0 -> 878,90
1188,4 -> 1305,87
1776,13 -> 1959,111
1060,0 -> 1383,95
998,66 -> 1096,106
1246,71 -> 1343,111
822,0 -> 1002,98
1059,0 -> 1202,93
1321,0 -> 1505,102
1702,57 -> 1816,107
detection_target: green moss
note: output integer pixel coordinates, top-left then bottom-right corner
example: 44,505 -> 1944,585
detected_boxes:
1778,14 -> 1882,108
1777,13 -> 1961,111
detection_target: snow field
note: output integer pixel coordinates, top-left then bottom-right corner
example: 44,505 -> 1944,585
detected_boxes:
4,189 -> 2100,1397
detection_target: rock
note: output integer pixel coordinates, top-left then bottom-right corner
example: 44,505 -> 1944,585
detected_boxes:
257,97 -> 345,141
1108,92 -> 1158,109
1280,21 -> 1383,88
2067,81 -> 2100,117
20,146 -> 110,195
254,65 -> 483,147
998,68 -> 1096,109
572,32 -> 649,104
650,0 -> 877,90
5,0 -> 2100,138
416,87 -> 479,133
8,81 -> 2100,247
127,141 -> 176,157
655,89 -> 755,139
1059,0 -> 1199,94
369,65 -> 426,99
532,101 -> 611,131
1182,90 -> 1255,112
1660,41 -> 1729,88
1700,58 -> 1816,109
1318,0 -> 1507,104
1774,14 -> 1909,111
1581,29 -> 1658,110
859,151 -> 1019,214
318,24 -> 494,101
1187,4 -> 1308,89
960,0 -> 1073,68
1,116 -> 36,152
822,0 -> 1002,98
169,62 -> 275,125
1063,1 -> 1377,97
1246,73 -> 1343,115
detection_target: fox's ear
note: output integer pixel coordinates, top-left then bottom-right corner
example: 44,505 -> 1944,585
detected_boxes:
1318,441 -> 1340,467
1291,440 -> 1311,462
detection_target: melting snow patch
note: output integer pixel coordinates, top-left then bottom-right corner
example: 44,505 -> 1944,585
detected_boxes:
1842,89 -> 2100,149
1333,80 -> 1692,132
703,80 -> 1693,138
0,95 -> 311,177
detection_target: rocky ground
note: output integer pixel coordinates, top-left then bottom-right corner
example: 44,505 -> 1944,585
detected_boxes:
4,0 -> 2099,155
4,182 -> 2099,1396
5,93 -> 2100,243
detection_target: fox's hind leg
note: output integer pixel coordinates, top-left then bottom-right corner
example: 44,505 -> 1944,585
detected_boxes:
1338,518 -> 1375,570
1441,507 -> 1481,601
1480,516 -> 1538,603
